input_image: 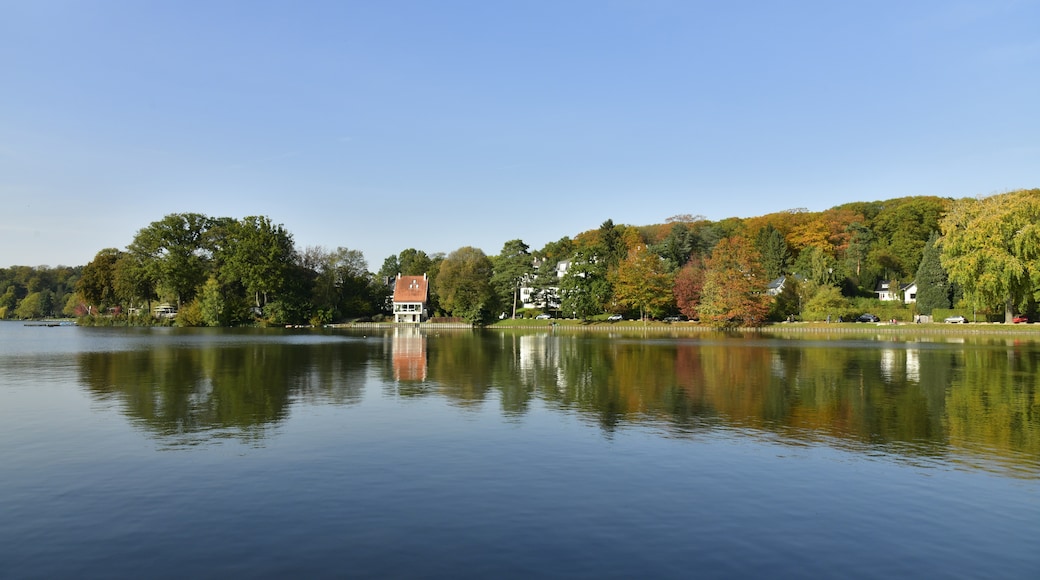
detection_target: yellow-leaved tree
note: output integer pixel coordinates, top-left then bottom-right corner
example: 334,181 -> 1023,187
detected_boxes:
940,189 -> 1040,323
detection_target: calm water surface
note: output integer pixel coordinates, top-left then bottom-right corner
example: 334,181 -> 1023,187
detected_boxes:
1,323 -> 1038,578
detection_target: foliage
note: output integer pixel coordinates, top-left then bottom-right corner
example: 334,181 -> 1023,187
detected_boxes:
651,222 -> 695,270
801,284 -> 852,321
174,300 -> 204,327
78,248 -> 124,311
610,245 -> 675,321
220,216 -> 296,309
769,275 -> 801,321
940,189 -> 1040,322
698,237 -> 770,327
14,291 -> 50,319
673,258 -> 705,320
437,246 -> 495,323
128,212 -> 213,307
755,225 -> 789,281
559,250 -> 611,320
491,239 -> 534,319
793,245 -> 842,286
914,231 -> 950,315
867,196 -> 947,280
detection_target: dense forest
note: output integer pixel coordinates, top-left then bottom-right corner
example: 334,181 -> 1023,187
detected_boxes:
2,188 -> 1038,326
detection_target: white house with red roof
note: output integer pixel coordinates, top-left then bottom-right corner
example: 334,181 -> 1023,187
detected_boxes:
392,273 -> 429,323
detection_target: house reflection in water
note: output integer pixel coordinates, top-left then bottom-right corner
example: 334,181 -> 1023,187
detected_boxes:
392,327 -> 427,382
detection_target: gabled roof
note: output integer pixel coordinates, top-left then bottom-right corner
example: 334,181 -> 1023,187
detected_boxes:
393,274 -> 429,303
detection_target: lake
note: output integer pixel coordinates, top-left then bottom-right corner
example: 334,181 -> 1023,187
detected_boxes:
1,322 -> 1037,578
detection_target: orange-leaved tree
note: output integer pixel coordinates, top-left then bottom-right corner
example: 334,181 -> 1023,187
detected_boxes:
698,237 -> 771,327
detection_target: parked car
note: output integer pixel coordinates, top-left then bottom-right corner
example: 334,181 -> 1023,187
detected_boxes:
1013,315 -> 1029,324
856,314 -> 880,323
664,316 -> 683,322
607,314 -> 623,321
944,315 -> 968,323
535,313 -> 551,320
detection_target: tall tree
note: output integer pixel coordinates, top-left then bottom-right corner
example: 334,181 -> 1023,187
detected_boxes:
940,189 -> 1040,322
559,250 -> 610,320
491,239 -> 533,319
597,219 -> 627,270
127,213 -> 213,307
914,231 -> 950,315
78,248 -> 124,312
398,248 -> 433,276
698,237 -> 770,327
653,222 -> 695,270
755,225 -> 789,281
221,216 -> 296,309
437,247 -> 495,323
611,245 -> 675,321
673,258 -> 705,320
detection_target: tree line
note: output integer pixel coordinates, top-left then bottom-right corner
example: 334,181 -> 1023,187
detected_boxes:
1,188 -> 1038,325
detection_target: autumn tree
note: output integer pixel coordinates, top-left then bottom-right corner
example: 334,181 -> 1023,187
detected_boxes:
698,237 -> 770,327
611,245 -> 675,321
940,189 -> 1040,322
672,258 -> 705,320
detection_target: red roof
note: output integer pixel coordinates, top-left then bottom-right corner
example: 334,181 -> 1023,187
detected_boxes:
393,275 -> 429,303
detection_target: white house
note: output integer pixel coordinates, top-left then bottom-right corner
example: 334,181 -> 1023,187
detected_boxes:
392,273 -> 429,323
902,282 -> 918,304
875,280 -> 900,301
519,259 -> 570,309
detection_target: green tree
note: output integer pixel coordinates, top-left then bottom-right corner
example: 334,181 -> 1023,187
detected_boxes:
653,222 -> 695,270
112,253 -> 154,315
755,224 -> 789,281
14,291 -> 49,319
491,239 -> 533,319
914,231 -> 950,315
398,248 -> 433,276
222,216 -> 296,310
868,196 -> 948,280
793,245 -> 842,286
698,237 -> 770,327
128,213 -> 213,307
559,250 -> 610,320
78,248 -> 124,312
802,284 -> 851,321
198,277 -> 231,326
611,245 -> 675,321
437,246 -> 495,323
597,219 -> 628,270
940,189 -> 1040,322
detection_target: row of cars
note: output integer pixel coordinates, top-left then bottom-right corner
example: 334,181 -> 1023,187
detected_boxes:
943,314 -> 1029,323
860,314 -> 1029,324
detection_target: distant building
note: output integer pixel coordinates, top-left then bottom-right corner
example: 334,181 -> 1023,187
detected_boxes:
392,273 -> 429,323
902,282 -> 918,304
519,259 -> 570,310
875,280 -> 900,301
766,274 -> 805,296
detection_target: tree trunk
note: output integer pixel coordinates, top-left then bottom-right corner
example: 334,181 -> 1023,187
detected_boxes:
1005,295 -> 1015,324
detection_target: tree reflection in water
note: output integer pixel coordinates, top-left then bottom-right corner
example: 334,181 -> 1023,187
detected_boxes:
78,328 -> 1039,476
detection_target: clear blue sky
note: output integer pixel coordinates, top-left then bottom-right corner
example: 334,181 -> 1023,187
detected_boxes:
3,0 -> 1038,269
